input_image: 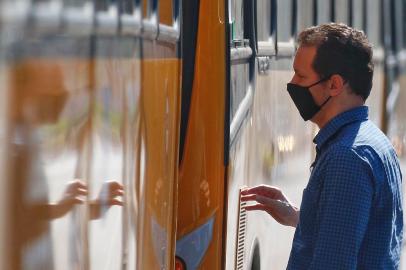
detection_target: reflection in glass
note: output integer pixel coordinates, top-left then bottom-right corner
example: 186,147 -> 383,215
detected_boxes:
9,59 -> 88,270
64,0 -> 86,7
334,0 -> 349,24
277,0 -> 292,42
142,0 -> 149,18
256,0 -> 271,41
352,0 -> 364,30
230,0 -> 244,40
230,63 -> 249,119
297,0 -> 313,32
366,0 -> 381,46
159,0 -> 173,25
122,0 -> 135,14
317,0 -> 331,24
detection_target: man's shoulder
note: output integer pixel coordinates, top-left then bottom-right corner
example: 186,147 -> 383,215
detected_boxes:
329,120 -> 393,157
324,120 -> 401,182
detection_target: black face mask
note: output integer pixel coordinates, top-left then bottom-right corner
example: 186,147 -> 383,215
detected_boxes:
287,77 -> 331,121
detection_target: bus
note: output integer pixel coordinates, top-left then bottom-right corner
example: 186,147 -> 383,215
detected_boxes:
0,0 -> 405,269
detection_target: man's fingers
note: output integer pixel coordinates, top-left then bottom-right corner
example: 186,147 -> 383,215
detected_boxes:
241,185 -> 281,198
242,194 -> 280,207
109,199 -> 124,206
76,188 -> 88,196
69,180 -> 87,189
110,189 -> 124,197
107,180 -> 123,191
244,203 -> 268,212
65,197 -> 85,205
73,197 -> 85,204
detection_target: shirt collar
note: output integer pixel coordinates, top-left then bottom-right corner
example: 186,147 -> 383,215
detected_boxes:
313,106 -> 369,150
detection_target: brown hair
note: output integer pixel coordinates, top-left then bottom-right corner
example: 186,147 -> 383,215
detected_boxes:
298,23 -> 373,100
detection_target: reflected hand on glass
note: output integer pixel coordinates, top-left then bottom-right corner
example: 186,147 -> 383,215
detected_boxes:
89,180 -> 124,219
49,179 -> 88,219
241,184 -> 299,228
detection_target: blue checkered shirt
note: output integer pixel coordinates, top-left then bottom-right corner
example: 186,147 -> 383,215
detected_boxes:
287,106 -> 403,269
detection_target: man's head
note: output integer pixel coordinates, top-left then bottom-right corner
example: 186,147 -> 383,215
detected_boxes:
297,23 -> 373,101
288,23 -> 373,126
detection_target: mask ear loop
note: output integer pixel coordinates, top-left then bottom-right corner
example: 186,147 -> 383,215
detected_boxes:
305,75 -> 332,89
319,95 -> 332,108
318,75 -> 347,108
310,75 -> 333,108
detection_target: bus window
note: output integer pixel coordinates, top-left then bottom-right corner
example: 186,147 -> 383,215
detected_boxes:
64,0 -> 85,6
62,0 -> 94,35
229,0 -> 253,139
142,0 -> 158,38
316,0 -> 332,24
256,0 -> 272,42
230,0 -> 244,41
122,0 -> 136,15
31,0 -> 63,33
0,0 -> 30,44
403,0 -> 406,49
297,0 -> 313,33
142,0 -> 148,17
157,0 -> 180,42
393,0 -> 404,53
276,0 -> 295,56
120,0 -> 142,35
366,0 -> 381,47
382,0 -> 401,53
351,0 -> 365,31
95,0 -> 119,35
256,0 -> 276,56
141,0 -> 159,21
277,0 -> 294,42
334,0 -> 349,25
159,0 -> 172,25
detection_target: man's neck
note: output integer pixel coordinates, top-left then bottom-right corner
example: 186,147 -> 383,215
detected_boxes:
312,97 -> 365,129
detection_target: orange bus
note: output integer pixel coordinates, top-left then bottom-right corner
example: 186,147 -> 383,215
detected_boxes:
0,0 -> 405,269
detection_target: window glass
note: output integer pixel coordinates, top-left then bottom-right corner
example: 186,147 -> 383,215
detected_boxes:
159,0 -> 173,25
366,0 -> 381,46
230,0 -> 244,40
404,0 -> 406,48
8,40 -> 92,270
394,0 -> 404,51
297,0 -> 313,33
122,0 -> 136,14
142,0 -> 149,18
64,0 -> 85,6
352,0 -> 364,30
230,64 -> 250,120
95,0 -> 109,11
256,0 -> 272,41
335,0 -> 349,24
317,0 -> 332,24
277,0 -> 293,42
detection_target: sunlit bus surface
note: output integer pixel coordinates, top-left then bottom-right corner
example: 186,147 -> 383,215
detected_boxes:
0,0 -> 405,269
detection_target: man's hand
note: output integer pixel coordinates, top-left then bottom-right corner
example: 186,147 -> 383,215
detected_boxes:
90,180 -> 124,219
50,180 -> 88,219
241,185 -> 299,228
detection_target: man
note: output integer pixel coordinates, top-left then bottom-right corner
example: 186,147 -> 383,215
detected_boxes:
241,23 -> 403,269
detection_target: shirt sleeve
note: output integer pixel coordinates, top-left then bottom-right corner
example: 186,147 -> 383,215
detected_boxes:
309,146 -> 374,270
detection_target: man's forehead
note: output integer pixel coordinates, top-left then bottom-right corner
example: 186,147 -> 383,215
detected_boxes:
293,46 -> 317,70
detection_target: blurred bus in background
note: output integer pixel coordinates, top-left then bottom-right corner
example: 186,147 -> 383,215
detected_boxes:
0,0 -> 405,270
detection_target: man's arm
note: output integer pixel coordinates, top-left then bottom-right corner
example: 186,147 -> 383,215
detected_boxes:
309,146 -> 374,269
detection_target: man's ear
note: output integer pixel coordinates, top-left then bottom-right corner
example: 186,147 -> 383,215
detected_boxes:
328,74 -> 346,96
